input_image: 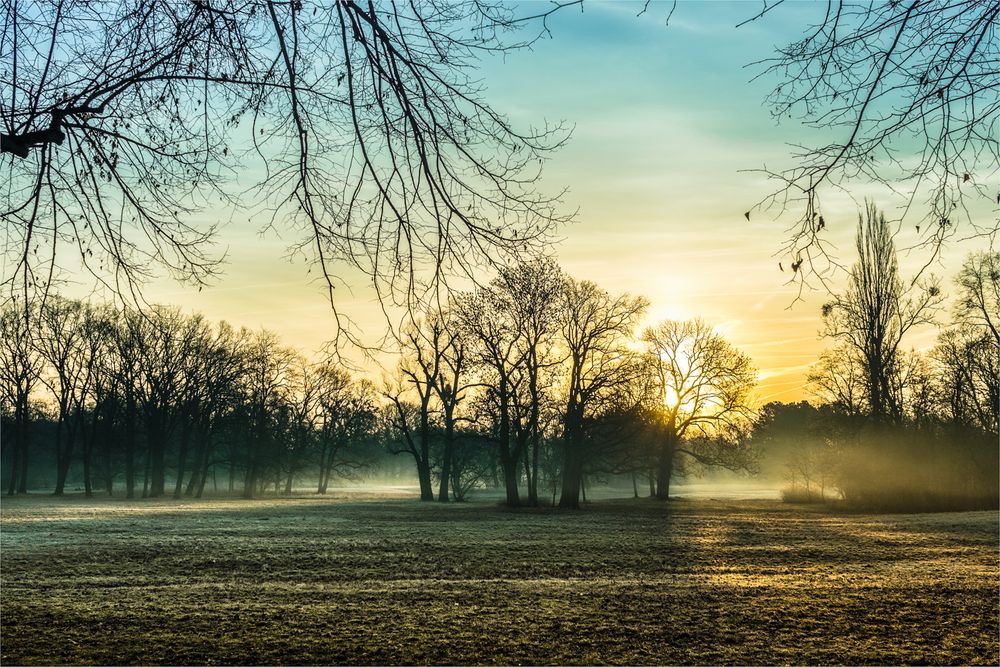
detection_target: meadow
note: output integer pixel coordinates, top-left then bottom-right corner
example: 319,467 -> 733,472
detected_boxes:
1,493 -> 997,665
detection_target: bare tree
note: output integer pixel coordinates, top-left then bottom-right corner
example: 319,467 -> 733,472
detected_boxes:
746,1 -> 1000,276
0,300 -> 42,494
131,307 -> 201,496
820,204 -> 943,422
954,251 -> 1000,347
641,318 -> 757,500
78,304 -> 120,496
384,384 -> 435,500
557,277 -> 648,509
240,329 -> 297,498
387,315 -> 449,501
498,257 -> 563,506
35,296 -> 94,495
423,308 -> 471,503
110,308 -> 145,497
314,365 -> 375,494
933,251 -> 1000,434
452,259 -> 563,507
186,321 -> 249,497
1,0 -> 570,345
454,284 -> 524,506
806,344 -> 867,416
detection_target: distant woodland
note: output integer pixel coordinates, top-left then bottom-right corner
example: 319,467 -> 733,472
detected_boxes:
1,207 -> 996,511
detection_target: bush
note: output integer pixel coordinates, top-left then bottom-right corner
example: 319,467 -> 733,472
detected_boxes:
836,425 -> 999,513
781,485 -> 829,504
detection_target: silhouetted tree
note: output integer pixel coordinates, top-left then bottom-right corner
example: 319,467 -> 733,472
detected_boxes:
78,304 -> 119,496
641,318 -> 757,500
1,0 -> 569,345
453,260 -> 563,508
388,316 -> 450,501
820,204 -> 942,423
132,307 -> 202,497
932,251 -> 1000,435
36,297 -> 94,495
187,322 -> 249,497
500,258 -> 564,507
748,1 -> 1000,273
455,284 -> 525,506
110,309 -> 146,498
423,309 -> 472,503
384,387 -> 435,500
315,366 -> 376,494
0,301 -> 42,494
807,345 -> 867,416
955,251 -> 1000,349
240,330 -> 297,498
557,278 -> 647,509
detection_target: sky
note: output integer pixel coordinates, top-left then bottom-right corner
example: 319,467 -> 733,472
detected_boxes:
82,0 -> 994,403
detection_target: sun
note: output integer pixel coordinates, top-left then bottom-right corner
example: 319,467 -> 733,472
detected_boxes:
663,384 -> 698,414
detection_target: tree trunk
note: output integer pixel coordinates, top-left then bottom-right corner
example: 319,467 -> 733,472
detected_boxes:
196,459 -> 211,498
82,409 -> 98,498
54,413 -> 79,496
9,398 -> 27,494
317,440 -> 329,494
417,457 -> 434,501
558,416 -> 584,509
6,430 -> 20,496
101,416 -> 115,496
417,412 -> 434,501
244,463 -> 257,499
501,455 -> 520,507
243,428 -> 259,499
185,426 -> 210,497
54,451 -> 72,495
53,417 -> 66,495
438,413 -> 454,503
124,398 -> 136,499
558,447 -> 582,509
656,434 -> 676,501
17,416 -> 29,494
149,429 -> 166,497
82,440 -> 93,498
173,419 -> 191,499
497,377 -> 518,507
530,433 -> 541,507
522,444 -> 534,506
142,448 -> 151,498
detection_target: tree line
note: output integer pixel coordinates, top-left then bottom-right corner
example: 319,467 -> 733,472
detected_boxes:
0,259 -> 759,506
0,303 -> 379,499
755,206 -> 998,510
2,212 -> 996,510
384,259 -> 756,508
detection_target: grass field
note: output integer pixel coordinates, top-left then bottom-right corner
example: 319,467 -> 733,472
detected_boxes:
1,494 -> 997,665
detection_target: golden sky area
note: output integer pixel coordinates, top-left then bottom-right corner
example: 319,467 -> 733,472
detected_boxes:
60,1 -> 995,404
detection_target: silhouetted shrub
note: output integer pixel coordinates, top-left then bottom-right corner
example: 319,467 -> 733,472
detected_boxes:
836,424 -> 999,512
780,485 -> 830,504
